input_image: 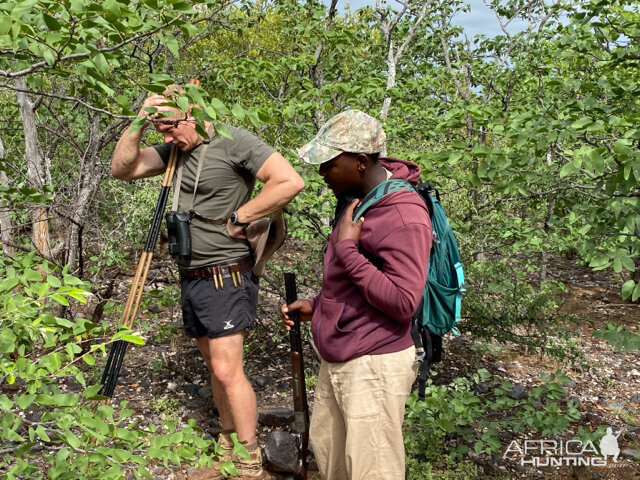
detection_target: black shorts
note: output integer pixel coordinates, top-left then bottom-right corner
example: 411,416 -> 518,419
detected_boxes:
181,270 -> 259,339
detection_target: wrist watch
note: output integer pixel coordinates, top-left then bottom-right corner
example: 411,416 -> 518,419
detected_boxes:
229,211 -> 248,227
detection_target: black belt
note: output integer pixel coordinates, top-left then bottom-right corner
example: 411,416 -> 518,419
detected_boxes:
180,255 -> 253,289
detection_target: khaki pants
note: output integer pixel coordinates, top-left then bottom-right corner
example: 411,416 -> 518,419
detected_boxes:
309,346 -> 418,480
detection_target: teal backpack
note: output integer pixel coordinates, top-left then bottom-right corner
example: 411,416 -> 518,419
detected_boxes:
352,179 -> 466,400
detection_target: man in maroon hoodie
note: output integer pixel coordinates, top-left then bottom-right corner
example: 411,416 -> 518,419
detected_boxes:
281,110 -> 432,480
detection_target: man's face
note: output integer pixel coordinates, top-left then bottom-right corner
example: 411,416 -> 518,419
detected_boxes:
318,152 -> 361,197
154,109 -> 200,151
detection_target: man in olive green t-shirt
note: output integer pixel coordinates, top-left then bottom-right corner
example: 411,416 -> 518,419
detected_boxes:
111,86 -> 304,480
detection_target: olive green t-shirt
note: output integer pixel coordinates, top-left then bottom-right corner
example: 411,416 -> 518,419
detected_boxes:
154,126 -> 274,268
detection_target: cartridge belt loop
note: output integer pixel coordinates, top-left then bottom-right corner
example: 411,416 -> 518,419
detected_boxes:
180,255 -> 253,288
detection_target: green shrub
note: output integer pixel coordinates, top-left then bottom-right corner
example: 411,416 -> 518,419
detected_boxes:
462,259 -> 581,359
404,369 -> 583,478
0,253 -> 213,479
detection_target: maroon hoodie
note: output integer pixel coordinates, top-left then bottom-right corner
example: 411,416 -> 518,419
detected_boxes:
309,157 -> 432,362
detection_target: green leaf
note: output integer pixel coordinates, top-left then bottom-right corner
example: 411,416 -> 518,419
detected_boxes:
172,1 -> 196,12
117,95 -> 131,108
203,105 -> 217,121
613,257 -> 622,273
83,384 -> 103,399
0,16 -> 11,35
64,429 -> 81,449
104,0 -> 122,17
63,274 -> 84,286
164,33 -> 179,56
66,343 -> 81,357
231,433 -> 249,459
15,394 -> 37,410
220,459 -> 238,476
0,277 -> 19,292
51,294 -> 69,306
35,394 -> 79,408
633,283 -> 640,303
121,334 -> 145,345
42,14 -> 62,32
468,172 -> 482,188
147,447 -> 168,459
621,256 -> 635,272
195,122 -> 208,140
111,448 -> 132,462
210,98 -> 231,116
142,83 -> 167,94
22,268 -> 43,282
246,110 -> 260,128
571,117 -> 592,130
66,291 -> 87,303
92,53 -> 110,76
621,280 -> 635,300
231,104 -> 245,122
55,318 -> 74,328
115,427 -> 137,442
560,159 -> 581,178
176,96 -> 189,113
81,415 -> 109,435
257,110 -> 273,123
35,426 -> 51,442
438,418 -> 455,432
0,329 -> 17,354
448,152 -> 463,165
11,19 -> 20,41
0,395 -> 12,410
214,123 -> 232,140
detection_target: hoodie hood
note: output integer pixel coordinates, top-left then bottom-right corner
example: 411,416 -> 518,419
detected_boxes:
364,156 -> 425,214
380,157 -> 422,185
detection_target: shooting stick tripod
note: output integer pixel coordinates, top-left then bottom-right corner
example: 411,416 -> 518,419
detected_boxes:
99,145 -> 178,398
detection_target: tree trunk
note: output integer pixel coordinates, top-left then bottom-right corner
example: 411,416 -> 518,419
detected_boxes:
0,134 -> 14,258
309,0 -> 338,127
540,198 -> 556,284
15,78 -> 51,260
377,0 -> 430,126
380,41 -> 396,122
66,113 -> 103,273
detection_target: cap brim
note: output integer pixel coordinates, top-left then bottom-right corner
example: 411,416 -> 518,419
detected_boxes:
297,139 -> 343,165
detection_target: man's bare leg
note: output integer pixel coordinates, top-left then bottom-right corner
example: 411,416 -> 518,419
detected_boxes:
196,332 -> 257,444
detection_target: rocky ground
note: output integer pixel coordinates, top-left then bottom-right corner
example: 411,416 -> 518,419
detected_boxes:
94,249 -> 640,480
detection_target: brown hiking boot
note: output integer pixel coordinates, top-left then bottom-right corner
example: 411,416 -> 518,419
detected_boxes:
186,433 -> 234,480
233,444 -> 269,479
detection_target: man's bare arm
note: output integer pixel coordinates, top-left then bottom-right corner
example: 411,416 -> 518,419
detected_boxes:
111,125 -> 166,181
111,94 -> 173,181
235,152 -> 305,223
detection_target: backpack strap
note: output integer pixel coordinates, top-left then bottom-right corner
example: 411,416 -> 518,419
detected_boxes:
352,179 -> 415,221
411,317 -> 433,402
418,329 -> 432,401
454,261 -> 466,327
332,195 -> 356,228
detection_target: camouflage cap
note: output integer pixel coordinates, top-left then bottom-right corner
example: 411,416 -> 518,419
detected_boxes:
297,110 -> 386,164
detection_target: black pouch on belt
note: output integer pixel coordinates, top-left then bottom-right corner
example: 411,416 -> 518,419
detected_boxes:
166,211 -> 192,258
